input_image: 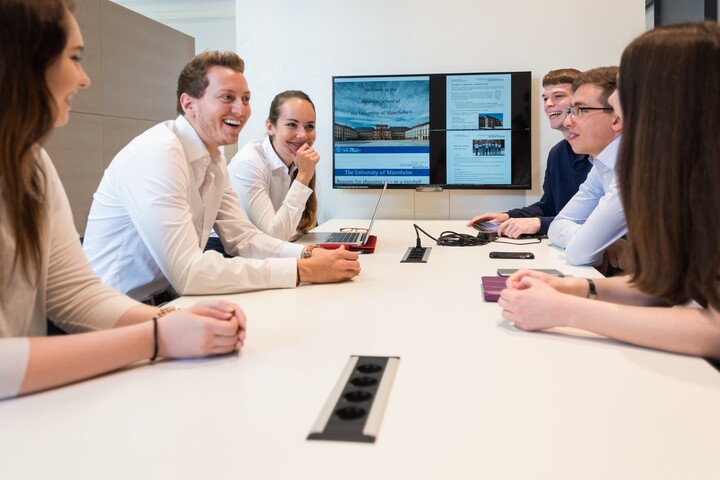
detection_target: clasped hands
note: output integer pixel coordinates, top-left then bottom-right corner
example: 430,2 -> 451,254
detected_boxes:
156,300 -> 247,359
497,270 -> 587,331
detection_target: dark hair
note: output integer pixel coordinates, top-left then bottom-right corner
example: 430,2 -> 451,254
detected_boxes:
542,68 -> 581,88
267,90 -> 318,233
618,21 -> 720,309
571,66 -> 618,107
176,50 -> 245,115
0,0 -> 75,285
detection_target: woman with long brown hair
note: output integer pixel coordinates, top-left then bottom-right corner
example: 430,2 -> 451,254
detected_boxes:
498,22 -> 720,358
0,0 -> 246,399
228,90 -> 319,241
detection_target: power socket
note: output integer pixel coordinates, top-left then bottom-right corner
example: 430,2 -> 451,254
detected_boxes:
400,246 -> 431,263
308,355 -> 400,443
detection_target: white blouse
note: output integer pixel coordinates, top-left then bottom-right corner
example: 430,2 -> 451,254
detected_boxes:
228,136 -> 312,242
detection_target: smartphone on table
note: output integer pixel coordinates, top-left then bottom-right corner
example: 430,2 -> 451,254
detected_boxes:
489,251 -> 534,259
472,221 -> 499,233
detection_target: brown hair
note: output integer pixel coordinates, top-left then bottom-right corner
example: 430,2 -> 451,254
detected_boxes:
542,68 -> 581,88
571,66 -> 619,107
176,51 -> 245,115
0,0 -> 75,286
618,21 -> 720,309
268,90 -> 318,233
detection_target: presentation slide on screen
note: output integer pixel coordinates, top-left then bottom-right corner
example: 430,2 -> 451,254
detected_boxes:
334,76 -> 430,185
445,73 -> 512,184
446,74 -> 511,130
446,130 -> 512,184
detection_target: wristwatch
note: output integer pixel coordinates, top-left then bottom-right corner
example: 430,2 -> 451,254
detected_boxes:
586,278 -> 598,300
302,244 -> 320,259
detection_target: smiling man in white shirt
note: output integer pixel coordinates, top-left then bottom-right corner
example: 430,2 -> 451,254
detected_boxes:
83,51 -> 360,303
548,66 -> 628,269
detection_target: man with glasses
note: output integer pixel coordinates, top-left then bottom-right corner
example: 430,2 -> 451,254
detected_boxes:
467,69 -> 592,238
548,66 -> 628,270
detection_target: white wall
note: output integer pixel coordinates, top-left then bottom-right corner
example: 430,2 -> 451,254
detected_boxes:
165,17 -> 235,54
236,0 -> 645,223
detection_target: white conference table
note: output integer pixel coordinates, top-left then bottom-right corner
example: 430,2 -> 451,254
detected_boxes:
1,220 -> 719,479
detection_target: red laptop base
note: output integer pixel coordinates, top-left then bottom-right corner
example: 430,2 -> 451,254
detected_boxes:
320,235 -> 377,254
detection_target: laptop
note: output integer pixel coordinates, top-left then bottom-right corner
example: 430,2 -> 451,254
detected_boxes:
299,181 -> 387,247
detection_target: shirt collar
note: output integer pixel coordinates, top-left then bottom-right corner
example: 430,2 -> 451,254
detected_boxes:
175,115 -> 212,164
175,115 -> 223,182
262,135 -> 292,174
591,135 -> 622,170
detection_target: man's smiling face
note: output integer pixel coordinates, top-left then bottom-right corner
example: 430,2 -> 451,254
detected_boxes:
542,83 -> 574,131
181,66 -> 251,154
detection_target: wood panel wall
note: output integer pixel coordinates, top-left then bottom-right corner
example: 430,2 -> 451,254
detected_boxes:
44,0 -> 195,234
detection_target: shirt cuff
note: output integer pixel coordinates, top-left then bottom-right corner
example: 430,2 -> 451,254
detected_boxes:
287,180 -> 313,203
269,257 -> 300,288
278,241 -> 305,259
0,338 -> 30,400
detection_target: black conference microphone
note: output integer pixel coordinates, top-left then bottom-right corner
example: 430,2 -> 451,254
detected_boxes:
400,224 -> 431,263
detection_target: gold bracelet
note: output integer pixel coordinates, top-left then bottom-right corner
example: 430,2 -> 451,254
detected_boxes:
156,306 -> 179,318
150,306 -> 178,363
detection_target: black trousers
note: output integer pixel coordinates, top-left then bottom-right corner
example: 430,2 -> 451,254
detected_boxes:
204,237 -> 233,258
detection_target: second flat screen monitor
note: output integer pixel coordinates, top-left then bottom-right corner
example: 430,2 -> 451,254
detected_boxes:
332,71 -> 531,189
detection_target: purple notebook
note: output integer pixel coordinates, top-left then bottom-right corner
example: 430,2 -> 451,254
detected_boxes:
481,276 -> 507,302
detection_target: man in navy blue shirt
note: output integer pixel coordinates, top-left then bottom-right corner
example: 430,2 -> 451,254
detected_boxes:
467,69 -> 592,238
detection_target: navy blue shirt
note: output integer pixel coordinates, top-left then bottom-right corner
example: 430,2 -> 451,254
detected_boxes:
506,139 -> 591,235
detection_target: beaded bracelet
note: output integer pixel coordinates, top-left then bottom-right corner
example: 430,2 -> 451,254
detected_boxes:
150,306 -> 179,362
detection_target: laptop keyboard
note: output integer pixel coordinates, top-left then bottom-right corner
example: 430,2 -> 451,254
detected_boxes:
325,231 -> 364,244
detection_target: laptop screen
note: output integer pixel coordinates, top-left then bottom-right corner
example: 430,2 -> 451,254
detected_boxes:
365,181 -> 388,239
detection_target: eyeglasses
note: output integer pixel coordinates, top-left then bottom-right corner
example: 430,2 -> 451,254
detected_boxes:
340,227 -> 368,233
565,106 -> 614,118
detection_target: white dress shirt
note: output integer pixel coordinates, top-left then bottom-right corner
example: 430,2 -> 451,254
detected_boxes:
228,137 -> 312,242
1,150 -> 138,399
83,116 -> 304,301
548,136 -> 627,266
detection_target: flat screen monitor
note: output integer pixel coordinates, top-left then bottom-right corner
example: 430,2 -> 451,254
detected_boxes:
332,71 -> 531,189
